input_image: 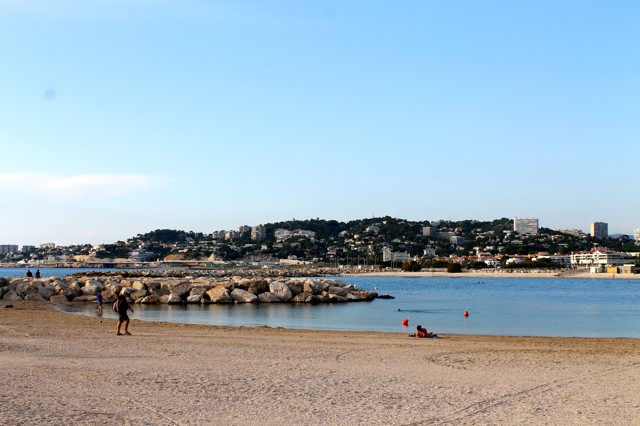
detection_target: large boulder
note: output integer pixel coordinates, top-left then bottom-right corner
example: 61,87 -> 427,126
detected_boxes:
328,286 -> 349,297
2,290 -> 22,301
291,292 -> 314,303
63,282 -> 84,298
167,293 -> 184,305
211,280 -> 235,291
269,281 -> 293,302
287,279 -> 305,296
230,288 -> 258,303
83,279 -> 104,294
205,286 -> 232,304
303,279 -> 321,295
258,292 -> 281,303
313,280 -> 333,292
37,286 -> 56,300
130,289 -> 148,301
50,294 -> 70,304
131,280 -> 146,291
169,282 -> 193,299
346,292 -> 367,301
189,287 -> 207,297
149,285 -> 170,298
138,295 -> 160,304
15,281 -> 38,298
238,279 -> 269,295
25,293 -> 46,302
186,294 -> 202,304
145,281 -> 162,293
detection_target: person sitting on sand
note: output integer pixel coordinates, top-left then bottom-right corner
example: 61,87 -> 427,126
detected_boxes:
412,325 -> 437,338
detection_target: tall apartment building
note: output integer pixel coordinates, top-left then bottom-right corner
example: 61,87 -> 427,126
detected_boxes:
634,229 -> 640,242
251,224 -> 266,241
238,225 -> 252,234
514,217 -> 539,235
0,244 -> 19,255
590,222 -> 608,239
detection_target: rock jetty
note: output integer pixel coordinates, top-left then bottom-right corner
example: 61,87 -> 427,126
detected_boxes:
0,274 -> 380,305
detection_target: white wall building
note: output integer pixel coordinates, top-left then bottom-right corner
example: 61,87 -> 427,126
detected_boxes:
534,255 -> 572,266
274,229 -> 294,241
570,249 -> 636,268
382,247 -> 412,262
275,229 -> 316,241
514,217 -> 539,235
450,236 -> 465,245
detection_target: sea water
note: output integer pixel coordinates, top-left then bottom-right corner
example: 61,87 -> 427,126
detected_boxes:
28,273 -> 640,338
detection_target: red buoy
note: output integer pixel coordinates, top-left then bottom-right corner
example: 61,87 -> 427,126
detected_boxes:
401,318 -> 409,326
463,310 -> 469,317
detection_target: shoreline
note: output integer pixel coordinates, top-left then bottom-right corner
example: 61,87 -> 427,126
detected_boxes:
2,302 -> 639,425
343,270 -> 640,279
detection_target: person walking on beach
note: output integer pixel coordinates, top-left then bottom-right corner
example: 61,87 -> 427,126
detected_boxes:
96,290 -> 103,316
114,289 -> 134,336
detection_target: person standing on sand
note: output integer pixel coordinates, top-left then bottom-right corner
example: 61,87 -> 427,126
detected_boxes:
115,289 -> 134,336
96,290 -> 103,316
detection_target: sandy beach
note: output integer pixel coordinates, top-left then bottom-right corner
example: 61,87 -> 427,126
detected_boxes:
1,302 -> 639,425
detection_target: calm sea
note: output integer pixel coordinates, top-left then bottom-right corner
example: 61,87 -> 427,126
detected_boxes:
2,268 -> 638,337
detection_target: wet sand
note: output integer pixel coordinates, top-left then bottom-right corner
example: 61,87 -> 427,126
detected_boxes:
1,302 -> 639,425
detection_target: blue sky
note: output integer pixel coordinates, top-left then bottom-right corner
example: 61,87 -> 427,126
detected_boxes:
1,1 -> 638,246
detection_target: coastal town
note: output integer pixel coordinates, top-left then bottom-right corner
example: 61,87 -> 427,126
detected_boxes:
1,216 -> 638,274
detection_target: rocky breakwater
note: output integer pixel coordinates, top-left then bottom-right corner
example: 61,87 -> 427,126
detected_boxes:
0,276 -> 379,305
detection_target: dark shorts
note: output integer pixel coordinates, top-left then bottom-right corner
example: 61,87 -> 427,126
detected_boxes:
118,313 -> 129,322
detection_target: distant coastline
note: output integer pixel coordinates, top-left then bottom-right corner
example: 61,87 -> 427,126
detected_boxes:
344,270 -> 640,280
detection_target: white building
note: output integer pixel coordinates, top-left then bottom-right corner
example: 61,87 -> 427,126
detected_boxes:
634,229 -> 640,242
382,247 -> 412,262
275,229 -> 316,241
274,229 -> 294,241
514,217 -> 539,235
422,226 -> 435,236
533,255 -> 571,266
293,229 -> 316,240
590,222 -> 608,239
570,249 -> 636,268
450,236 -> 465,245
